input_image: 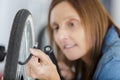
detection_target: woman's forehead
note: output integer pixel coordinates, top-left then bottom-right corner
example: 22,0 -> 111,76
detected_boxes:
50,1 -> 80,24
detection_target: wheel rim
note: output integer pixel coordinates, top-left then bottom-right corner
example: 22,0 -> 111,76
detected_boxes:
16,15 -> 34,80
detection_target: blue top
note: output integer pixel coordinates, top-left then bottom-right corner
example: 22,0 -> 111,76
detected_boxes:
93,26 -> 120,80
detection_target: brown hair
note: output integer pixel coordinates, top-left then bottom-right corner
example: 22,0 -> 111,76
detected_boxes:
47,0 -> 120,80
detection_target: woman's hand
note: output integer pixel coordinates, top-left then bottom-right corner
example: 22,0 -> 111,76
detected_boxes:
58,61 -> 74,80
27,48 -> 60,80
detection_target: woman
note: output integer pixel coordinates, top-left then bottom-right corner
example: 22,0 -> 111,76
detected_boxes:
27,0 -> 120,80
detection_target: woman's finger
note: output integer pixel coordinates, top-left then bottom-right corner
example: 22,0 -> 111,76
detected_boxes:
29,66 -> 38,79
30,48 -> 51,63
27,56 -> 41,79
28,56 -> 40,71
26,63 -> 31,77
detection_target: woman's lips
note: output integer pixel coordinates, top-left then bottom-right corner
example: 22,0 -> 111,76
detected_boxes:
63,44 -> 77,50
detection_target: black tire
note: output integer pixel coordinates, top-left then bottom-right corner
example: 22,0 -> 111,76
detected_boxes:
3,9 -> 34,80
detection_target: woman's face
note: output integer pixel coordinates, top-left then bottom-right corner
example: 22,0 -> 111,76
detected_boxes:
50,1 -> 91,61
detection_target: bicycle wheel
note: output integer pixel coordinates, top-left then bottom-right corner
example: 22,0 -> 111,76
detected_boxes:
3,9 -> 35,80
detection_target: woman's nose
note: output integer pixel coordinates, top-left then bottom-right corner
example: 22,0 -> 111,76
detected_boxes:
58,29 -> 69,42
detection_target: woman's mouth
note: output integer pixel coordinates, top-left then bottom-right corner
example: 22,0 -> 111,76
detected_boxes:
64,44 -> 77,50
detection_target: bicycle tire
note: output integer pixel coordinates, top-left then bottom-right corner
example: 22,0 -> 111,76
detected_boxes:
3,9 -> 35,80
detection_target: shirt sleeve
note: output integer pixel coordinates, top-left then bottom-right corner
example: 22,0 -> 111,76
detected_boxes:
98,59 -> 120,80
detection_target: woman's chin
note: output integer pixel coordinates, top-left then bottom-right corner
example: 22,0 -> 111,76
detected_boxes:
66,55 -> 80,61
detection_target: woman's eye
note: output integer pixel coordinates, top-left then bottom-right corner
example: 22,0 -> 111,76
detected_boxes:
54,26 -> 59,30
69,22 -> 75,27
67,19 -> 80,28
52,25 -> 59,32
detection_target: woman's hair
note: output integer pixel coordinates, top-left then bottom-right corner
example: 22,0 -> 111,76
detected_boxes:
47,0 -> 120,80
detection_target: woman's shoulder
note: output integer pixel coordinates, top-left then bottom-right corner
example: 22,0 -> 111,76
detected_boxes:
94,41 -> 120,80
102,25 -> 120,61
93,26 -> 120,80
101,26 -> 120,62
94,48 -> 120,80
103,40 -> 120,61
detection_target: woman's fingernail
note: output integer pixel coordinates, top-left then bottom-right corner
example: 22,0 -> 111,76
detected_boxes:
30,48 -> 34,53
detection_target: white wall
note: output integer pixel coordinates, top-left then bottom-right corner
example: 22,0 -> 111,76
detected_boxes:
111,0 -> 120,28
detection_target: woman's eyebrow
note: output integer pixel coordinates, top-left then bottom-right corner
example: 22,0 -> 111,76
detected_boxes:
64,15 -> 80,20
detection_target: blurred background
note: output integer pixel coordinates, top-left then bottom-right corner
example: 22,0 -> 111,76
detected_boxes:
0,0 -> 120,77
